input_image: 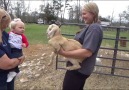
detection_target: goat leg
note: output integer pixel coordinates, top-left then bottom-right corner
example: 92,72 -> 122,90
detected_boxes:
66,59 -> 81,70
48,52 -> 55,66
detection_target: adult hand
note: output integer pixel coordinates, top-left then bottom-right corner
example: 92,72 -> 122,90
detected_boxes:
58,47 -> 65,55
18,55 -> 25,64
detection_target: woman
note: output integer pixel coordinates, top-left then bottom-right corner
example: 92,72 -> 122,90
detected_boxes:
59,2 -> 103,90
0,8 -> 25,90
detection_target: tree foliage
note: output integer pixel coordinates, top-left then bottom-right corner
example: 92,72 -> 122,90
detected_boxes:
1,0 -> 128,26
43,3 -> 57,23
0,0 -> 10,11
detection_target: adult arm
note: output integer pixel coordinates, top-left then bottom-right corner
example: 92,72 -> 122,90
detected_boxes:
58,24 -> 102,59
0,54 -> 22,70
58,48 -> 92,59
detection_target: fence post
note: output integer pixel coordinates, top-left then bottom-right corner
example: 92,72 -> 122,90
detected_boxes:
56,54 -> 58,70
120,37 -> 127,47
111,28 -> 120,75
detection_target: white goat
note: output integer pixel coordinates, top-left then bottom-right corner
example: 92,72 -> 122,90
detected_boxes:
46,24 -> 84,70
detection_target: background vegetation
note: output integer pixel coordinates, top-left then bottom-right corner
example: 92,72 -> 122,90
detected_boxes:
1,0 -> 129,26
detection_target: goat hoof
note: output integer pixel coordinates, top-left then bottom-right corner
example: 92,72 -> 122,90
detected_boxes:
66,66 -> 81,70
48,63 -> 52,66
66,67 -> 75,70
66,67 -> 72,70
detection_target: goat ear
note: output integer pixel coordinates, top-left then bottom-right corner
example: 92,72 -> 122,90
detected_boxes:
49,29 -> 56,38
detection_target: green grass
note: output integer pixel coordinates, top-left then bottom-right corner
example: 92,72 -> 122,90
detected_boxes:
25,24 -> 49,44
25,24 -> 80,44
102,30 -> 129,49
5,24 -> 129,50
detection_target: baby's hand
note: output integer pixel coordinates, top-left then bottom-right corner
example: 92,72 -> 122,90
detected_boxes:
18,55 -> 25,64
22,43 -> 26,48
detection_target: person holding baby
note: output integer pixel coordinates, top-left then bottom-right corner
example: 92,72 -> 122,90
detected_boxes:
0,8 -> 25,90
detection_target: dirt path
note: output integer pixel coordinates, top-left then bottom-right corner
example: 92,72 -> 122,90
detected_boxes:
15,44 -> 129,89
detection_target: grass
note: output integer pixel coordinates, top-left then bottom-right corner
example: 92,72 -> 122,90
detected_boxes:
102,30 -> 129,49
24,24 -> 80,44
5,24 -> 129,50
25,24 -> 49,44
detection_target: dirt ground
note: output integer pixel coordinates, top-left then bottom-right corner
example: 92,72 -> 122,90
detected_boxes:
15,44 -> 129,90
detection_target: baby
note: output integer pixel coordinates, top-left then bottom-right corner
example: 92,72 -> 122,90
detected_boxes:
7,18 -> 29,82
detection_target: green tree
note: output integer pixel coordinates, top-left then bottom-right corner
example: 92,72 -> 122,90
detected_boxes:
0,0 -> 10,11
122,6 -> 129,22
44,3 -> 57,24
30,11 -> 39,23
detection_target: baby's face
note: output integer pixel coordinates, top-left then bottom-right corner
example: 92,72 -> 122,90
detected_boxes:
13,21 -> 25,34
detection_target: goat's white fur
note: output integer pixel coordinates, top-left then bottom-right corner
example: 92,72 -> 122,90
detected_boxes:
47,24 -> 84,70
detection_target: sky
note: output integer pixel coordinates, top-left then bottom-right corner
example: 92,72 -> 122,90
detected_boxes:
94,1 -> 129,19
26,1 -> 129,20
67,1 -> 129,20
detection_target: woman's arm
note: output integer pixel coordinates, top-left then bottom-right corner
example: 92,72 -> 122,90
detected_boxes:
0,54 -> 23,70
58,48 -> 92,59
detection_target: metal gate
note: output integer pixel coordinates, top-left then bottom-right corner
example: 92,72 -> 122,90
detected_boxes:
56,24 -> 129,78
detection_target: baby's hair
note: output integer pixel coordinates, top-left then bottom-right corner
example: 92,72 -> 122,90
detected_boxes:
9,18 -> 22,29
13,18 -> 21,22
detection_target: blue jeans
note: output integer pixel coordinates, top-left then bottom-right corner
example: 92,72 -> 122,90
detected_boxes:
0,77 -> 15,90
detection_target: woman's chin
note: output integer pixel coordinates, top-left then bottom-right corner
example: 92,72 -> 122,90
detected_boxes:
84,21 -> 88,24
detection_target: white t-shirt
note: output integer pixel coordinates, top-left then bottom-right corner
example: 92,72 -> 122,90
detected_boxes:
8,32 -> 22,49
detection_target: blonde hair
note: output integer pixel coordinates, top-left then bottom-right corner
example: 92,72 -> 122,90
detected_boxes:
9,18 -> 22,29
83,2 -> 99,23
0,8 -> 11,30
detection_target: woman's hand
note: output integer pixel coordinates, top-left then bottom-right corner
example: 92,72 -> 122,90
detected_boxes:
58,48 -> 65,55
18,55 -> 25,64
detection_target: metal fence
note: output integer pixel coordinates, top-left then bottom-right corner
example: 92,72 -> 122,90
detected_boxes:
56,24 -> 129,78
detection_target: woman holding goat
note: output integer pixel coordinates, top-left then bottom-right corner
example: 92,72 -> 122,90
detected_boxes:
59,2 -> 103,90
